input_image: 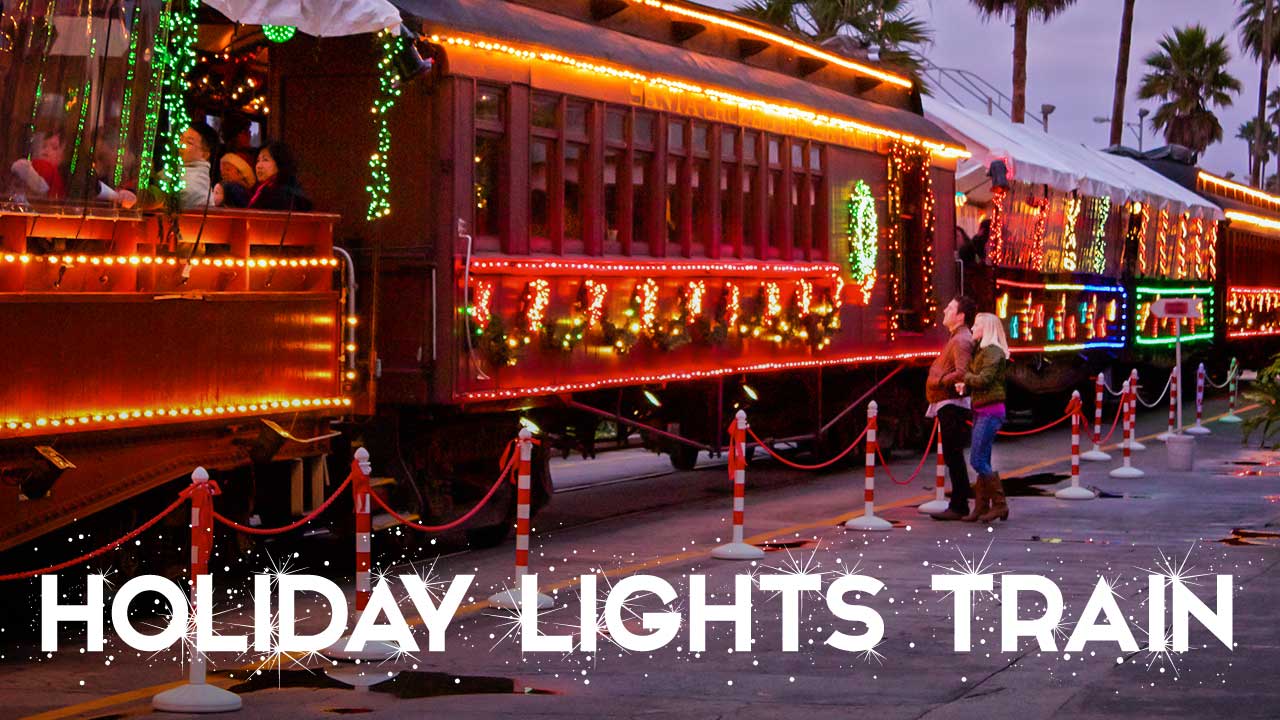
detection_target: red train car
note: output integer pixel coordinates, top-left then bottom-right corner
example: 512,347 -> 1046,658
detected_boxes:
270,0 -> 967,543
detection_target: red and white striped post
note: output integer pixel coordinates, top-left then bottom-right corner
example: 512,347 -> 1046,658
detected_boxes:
330,448 -> 401,660
1110,382 -> 1145,478
1081,372 -> 1111,461
714,410 -> 765,559
1221,358 -> 1243,424
919,422 -> 948,514
1159,367 -> 1177,441
1128,368 -> 1146,451
489,428 -> 554,607
1057,392 -> 1094,500
152,468 -> 242,713
1186,362 -> 1211,435
847,401 -> 892,531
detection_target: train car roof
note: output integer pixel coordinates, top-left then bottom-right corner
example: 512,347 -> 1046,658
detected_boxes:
930,100 -> 1220,219
391,0 -> 963,153
1112,146 -> 1280,220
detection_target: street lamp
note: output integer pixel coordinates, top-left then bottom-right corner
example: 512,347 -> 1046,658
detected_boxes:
1040,103 -> 1056,132
1094,109 -> 1148,150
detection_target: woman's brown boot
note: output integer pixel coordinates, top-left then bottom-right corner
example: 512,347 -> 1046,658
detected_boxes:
979,472 -> 1009,522
963,475 -> 989,521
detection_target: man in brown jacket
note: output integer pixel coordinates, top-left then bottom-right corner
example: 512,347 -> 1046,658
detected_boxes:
927,296 -> 976,520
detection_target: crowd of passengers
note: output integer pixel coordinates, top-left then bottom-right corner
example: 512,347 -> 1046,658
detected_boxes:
7,120 -> 311,213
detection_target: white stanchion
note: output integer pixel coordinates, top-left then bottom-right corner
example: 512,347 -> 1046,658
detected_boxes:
919,423 -> 949,515
712,410 -> 765,560
1081,372 -> 1112,461
1220,358 -> 1243,424
1127,369 -> 1146,451
1185,363 -> 1211,435
1109,382 -> 1145,478
1057,392 -> 1095,500
1158,367 -> 1177,442
846,401 -> 892,531
490,429 -> 554,609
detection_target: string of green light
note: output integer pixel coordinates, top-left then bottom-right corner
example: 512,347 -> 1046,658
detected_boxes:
156,0 -> 199,195
366,27 -> 404,219
68,12 -> 99,178
115,5 -> 142,187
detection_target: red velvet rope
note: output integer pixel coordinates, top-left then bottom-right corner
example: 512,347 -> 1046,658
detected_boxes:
747,424 -> 870,471
213,470 -> 354,536
875,417 -> 939,486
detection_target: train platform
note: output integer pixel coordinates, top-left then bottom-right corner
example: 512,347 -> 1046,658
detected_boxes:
5,394 -> 1279,719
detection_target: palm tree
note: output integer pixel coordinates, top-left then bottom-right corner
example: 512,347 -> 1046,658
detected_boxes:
1238,118 -> 1276,173
1137,25 -> 1242,154
968,0 -> 1079,124
736,0 -> 933,81
1110,0 -> 1137,147
1236,0 -> 1280,185
1268,86 -> 1280,182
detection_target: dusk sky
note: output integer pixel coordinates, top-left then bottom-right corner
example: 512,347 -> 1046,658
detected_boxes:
704,0 -> 1265,180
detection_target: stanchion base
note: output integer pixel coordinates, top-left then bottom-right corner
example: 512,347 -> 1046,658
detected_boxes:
1080,449 -> 1111,462
1157,432 -> 1174,442
845,514 -> 893,532
1055,485 -> 1096,501
152,682 -> 242,713
711,542 -> 765,560
1184,425 -> 1211,435
487,588 -> 553,610
918,499 -> 949,515
326,667 -> 400,690
326,638 -> 403,662
1130,440 -> 1147,451
1109,465 -> 1145,479
1218,414 -> 1243,424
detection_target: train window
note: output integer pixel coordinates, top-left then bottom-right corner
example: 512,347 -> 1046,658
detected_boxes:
604,146 -> 625,253
743,131 -> 758,163
565,142 -> 586,244
667,155 -> 683,250
792,143 -> 804,170
474,133 -> 503,239
721,128 -> 738,162
632,151 -> 655,255
793,174 -> 809,259
692,155 -> 711,255
668,120 -> 686,154
809,146 -> 822,172
532,93 -> 560,129
811,175 -> 827,260
565,100 -> 589,139
768,136 -> 781,167
768,170 -> 782,258
692,123 -> 708,155
606,109 -> 627,145
633,112 -> 655,147
476,86 -> 505,127
743,166 -> 759,256
530,137 -> 555,246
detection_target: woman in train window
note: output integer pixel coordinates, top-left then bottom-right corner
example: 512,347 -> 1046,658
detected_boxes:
957,312 -> 1010,522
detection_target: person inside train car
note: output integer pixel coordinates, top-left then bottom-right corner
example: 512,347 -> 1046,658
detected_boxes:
955,312 -> 1010,523
958,218 -> 995,313
927,295 -> 977,521
212,152 -> 255,208
177,122 -> 219,209
248,141 -> 312,212
9,129 -> 68,201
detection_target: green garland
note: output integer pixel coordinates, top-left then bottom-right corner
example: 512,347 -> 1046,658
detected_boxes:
847,179 -> 878,290
366,27 -> 404,219
154,0 -> 199,194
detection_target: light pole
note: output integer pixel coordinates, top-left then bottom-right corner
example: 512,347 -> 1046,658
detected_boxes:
1040,103 -> 1056,132
1094,109 -> 1148,150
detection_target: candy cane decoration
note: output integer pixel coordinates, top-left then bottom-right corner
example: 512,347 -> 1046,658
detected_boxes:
1186,363 -> 1211,435
847,401 -> 892,531
1128,368 -> 1146,451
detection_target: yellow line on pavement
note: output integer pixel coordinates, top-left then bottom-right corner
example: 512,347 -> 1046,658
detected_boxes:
27,402 -> 1258,719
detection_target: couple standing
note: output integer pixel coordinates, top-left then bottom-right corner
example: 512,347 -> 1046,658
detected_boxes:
926,296 -> 1010,523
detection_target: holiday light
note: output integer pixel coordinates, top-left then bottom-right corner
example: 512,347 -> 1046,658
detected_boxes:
114,6 -> 143,187
1227,286 -> 1280,338
155,0 -> 200,195
429,34 -> 969,159
989,187 -> 1007,266
1225,208 -> 1280,232
468,257 -> 841,277
723,282 -> 741,328
631,0 -> 912,88
846,180 -> 878,302
584,280 -> 609,328
1061,193 -> 1082,272
1175,212 -> 1189,279
0,254 -> 338,268
367,27 -> 404,219
795,279 -> 813,316
68,13 -> 99,178
1198,170 -> 1280,209
1133,284 -> 1215,346
1089,196 -> 1110,274
1156,208 -> 1170,277
1134,202 -> 1150,276
471,280 -> 494,330
1,397 -> 351,437
763,282 -> 782,322
685,280 -> 706,320
1028,197 -> 1050,269
263,25 -> 296,43
523,279 -> 552,334
456,350 -> 939,401
993,279 -> 1127,352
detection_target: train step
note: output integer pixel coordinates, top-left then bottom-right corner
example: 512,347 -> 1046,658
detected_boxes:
369,476 -> 398,489
372,510 -> 420,532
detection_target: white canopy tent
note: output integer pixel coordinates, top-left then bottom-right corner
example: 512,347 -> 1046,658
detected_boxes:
203,0 -> 401,37
925,100 -> 1221,220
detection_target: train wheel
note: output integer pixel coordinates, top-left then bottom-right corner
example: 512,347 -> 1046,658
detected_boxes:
668,443 -> 701,472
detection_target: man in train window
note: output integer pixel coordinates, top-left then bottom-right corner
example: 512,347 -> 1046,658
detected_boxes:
926,296 -> 976,521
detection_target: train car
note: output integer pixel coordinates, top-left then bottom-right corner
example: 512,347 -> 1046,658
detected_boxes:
263,0 -> 969,543
1121,147 -> 1280,366
926,101 -> 1218,401
0,3 -> 349,554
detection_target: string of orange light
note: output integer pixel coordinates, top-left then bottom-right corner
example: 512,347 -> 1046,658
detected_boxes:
1198,171 -> 1280,210
2,397 -> 352,434
428,33 -> 970,159
630,0 -> 914,89
1224,209 -> 1280,231
0,253 -> 339,269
